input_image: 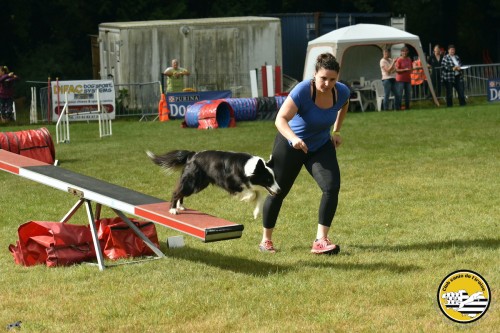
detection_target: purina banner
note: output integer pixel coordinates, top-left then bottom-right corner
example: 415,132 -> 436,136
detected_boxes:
487,79 -> 500,102
51,80 -> 116,122
166,90 -> 232,119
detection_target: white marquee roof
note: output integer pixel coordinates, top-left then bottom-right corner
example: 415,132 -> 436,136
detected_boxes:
304,24 -> 439,106
309,24 -> 420,45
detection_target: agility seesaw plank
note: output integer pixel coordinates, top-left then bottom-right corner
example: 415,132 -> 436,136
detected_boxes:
0,149 -> 244,242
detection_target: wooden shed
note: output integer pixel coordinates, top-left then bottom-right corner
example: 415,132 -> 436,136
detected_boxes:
98,17 -> 282,97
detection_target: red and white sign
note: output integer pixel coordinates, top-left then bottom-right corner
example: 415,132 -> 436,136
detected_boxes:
51,80 -> 116,121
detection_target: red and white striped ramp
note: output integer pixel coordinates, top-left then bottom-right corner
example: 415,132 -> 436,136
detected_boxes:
0,149 -> 244,270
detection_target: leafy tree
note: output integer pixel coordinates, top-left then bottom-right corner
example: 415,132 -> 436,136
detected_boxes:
0,0 -> 498,94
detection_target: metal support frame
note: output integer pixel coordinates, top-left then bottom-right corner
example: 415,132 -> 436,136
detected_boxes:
84,200 -> 106,271
59,198 -> 164,271
55,90 -> 113,143
55,92 -> 70,143
0,149 -> 243,271
113,209 -> 165,258
30,86 -> 38,124
97,90 -> 113,138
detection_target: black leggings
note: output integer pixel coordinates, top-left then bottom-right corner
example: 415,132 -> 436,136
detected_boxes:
263,133 -> 341,229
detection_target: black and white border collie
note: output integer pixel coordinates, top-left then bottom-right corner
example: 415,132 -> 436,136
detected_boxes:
147,150 -> 281,219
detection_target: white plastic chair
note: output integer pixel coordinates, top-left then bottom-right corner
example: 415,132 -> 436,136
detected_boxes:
349,90 -> 366,112
372,79 -> 394,111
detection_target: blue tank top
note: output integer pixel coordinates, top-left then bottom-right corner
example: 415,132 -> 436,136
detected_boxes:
288,80 -> 350,152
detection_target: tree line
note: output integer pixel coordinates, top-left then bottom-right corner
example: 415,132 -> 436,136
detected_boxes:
1,0 -> 498,86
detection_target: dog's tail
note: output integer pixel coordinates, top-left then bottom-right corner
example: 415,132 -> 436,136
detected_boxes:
146,150 -> 195,171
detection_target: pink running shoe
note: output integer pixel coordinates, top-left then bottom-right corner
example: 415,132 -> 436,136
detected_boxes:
311,238 -> 340,254
259,240 -> 277,253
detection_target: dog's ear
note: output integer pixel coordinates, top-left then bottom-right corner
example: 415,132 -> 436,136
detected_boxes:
255,158 -> 266,172
266,155 -> 274,169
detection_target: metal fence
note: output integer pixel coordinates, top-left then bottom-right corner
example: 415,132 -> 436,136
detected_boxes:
162,73 -> 255,98
30,81 -> 161,122
412,63 -> 500,101
462,63 -> 500,96
160,70 -> 298,98
174,74 -> 251,98
25,63 -> 499,121
24,81 -> 50,123
114,81 -> 161,120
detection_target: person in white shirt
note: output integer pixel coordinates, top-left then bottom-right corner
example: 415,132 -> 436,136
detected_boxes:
379,47 -> 397,110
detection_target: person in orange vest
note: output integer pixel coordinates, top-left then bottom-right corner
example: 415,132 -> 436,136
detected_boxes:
411,56 -> 427,99
411,57 -> 425,85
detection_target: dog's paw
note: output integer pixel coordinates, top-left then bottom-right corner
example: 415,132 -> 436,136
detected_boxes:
253,207 -> 261,219
253,193 -> 265,219
169,208 -> 179,215
239,190 -> 257,202
177,205 -> 186,211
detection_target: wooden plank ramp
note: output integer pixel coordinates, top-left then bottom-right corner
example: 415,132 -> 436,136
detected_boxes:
0,149 -> 244,242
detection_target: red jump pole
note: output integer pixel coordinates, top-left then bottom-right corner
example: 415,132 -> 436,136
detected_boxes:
275,66 -> 282,95
261,65 -> 268,97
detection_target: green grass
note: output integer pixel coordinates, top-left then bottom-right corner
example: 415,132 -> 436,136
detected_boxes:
1,103 -> 499,332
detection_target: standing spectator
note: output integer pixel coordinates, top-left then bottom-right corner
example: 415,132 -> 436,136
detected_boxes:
259,53 -> 349,255
441,45 -> 466,107
395,47 -> 413,110
379,47 -> 397,110
410,56 -> 426,99
163,59 -> 190,93
0,66 -> 19,122
428,44 -> 444,97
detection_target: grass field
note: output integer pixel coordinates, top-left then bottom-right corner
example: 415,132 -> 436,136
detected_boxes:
0,103 -> 498,332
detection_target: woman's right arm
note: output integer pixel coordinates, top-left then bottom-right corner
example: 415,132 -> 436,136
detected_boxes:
275,96 -> 308,153
381,59 -> 395,72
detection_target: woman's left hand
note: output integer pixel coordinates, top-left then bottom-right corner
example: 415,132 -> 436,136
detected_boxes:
331,134 -> 342,148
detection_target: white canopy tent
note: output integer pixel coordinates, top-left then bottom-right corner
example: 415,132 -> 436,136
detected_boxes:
303,24 -> 439,106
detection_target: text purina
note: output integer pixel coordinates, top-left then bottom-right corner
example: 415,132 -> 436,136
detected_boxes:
174,95 -> 200,102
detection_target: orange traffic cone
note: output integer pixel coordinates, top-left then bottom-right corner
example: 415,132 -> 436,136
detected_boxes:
158,93 -> 170,122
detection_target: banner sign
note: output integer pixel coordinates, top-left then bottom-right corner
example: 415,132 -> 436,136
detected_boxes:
167,90 -> 232,119
487,79 -> 500,102
51,80 -> 116,122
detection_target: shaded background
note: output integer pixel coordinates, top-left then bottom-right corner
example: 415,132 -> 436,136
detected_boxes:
1,0 -> 499,82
